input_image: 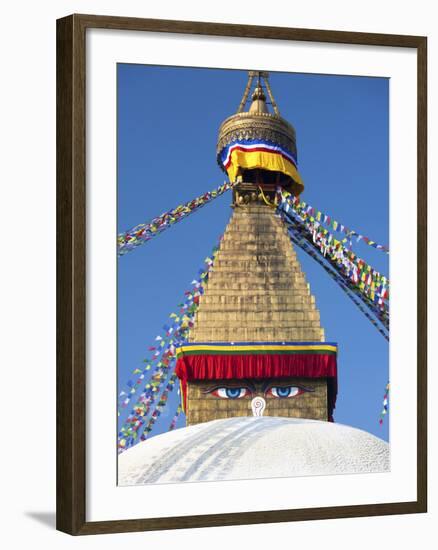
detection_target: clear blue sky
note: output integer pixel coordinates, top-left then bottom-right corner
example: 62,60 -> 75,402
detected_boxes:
117,64 -> 389,442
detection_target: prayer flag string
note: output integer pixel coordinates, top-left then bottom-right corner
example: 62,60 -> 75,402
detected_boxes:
282,191 -> 389,254
118,181 -> 235,255
278,192 -> 389,324
169,405 -> 183,431
286,227 -> 389,340
379,382 -> 390,425
278,210 -> 389,338
118,242 -> 221,452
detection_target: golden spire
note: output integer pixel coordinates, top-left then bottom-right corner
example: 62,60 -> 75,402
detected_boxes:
236,71 -> 279,114
217,70 -> 304,196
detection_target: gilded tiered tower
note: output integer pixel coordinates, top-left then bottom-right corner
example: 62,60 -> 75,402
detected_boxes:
175,72 -> 338,425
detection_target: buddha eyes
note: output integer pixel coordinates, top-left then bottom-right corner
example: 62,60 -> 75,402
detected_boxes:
206,385 -> 308,399
211,387 -> 250,399
265,386 -> 303,398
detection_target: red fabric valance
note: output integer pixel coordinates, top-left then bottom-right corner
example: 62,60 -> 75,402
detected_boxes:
175,353 -> 337,420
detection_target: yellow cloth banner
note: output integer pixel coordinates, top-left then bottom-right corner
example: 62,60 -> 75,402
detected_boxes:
226,149 -> 304,190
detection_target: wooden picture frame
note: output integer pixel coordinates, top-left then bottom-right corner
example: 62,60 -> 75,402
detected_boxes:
56,13 -> 427,535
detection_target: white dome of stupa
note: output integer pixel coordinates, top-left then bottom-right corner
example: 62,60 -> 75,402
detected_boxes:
118,416 -> 389,486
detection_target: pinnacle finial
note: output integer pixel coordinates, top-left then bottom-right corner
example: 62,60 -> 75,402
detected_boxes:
236,71 -> 280,115
217,70 -> 303,196
251,84 -> 266,102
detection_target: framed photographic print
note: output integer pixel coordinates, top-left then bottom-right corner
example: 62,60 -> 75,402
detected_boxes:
56,14 -> 427,535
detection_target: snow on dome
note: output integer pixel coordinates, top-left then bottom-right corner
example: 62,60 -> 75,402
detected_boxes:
118,417 -> 389,486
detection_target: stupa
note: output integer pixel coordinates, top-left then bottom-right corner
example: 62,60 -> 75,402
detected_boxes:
118,71 -> 390,486
175,72 -> 338,426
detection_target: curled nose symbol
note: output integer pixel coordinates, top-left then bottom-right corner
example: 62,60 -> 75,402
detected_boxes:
251,396 -> 266,417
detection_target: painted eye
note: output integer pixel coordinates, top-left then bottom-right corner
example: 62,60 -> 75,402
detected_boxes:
211,387 -> 250,399
266,386 -> 303,398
